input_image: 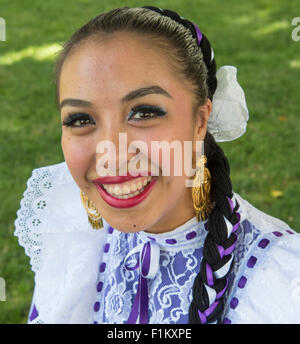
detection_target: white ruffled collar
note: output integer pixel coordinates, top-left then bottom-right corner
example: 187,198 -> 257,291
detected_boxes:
136,215 -> 208,251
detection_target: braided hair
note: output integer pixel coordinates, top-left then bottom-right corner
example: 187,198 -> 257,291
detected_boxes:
53,6 -> 241,324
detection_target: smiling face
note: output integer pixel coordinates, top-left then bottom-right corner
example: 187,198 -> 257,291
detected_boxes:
59,31 -> 211,233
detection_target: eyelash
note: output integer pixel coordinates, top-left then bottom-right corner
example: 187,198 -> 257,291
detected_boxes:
62,112 -> 95,128
128,104 -> 167,121
61,105 -> 167,128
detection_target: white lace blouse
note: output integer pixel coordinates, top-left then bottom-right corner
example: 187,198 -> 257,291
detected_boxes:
14,161 -> 300,324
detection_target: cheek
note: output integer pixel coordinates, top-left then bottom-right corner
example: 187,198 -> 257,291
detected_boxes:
61,133 -> 92,184
140,125 -> 193,178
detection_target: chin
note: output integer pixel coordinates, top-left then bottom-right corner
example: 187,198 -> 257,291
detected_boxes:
105,217 -> 149,233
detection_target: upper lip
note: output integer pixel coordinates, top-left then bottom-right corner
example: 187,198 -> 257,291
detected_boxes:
93,172 -> 154,185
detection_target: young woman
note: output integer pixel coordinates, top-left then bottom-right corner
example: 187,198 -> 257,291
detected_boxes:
15,6 -> 300,324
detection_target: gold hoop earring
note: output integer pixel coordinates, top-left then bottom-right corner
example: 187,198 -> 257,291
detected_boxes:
191,155 -> 213,222
80,191 -> 103,230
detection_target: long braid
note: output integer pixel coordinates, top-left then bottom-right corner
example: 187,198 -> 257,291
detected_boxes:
141,6 -> 241,324
187,20 -> 240,324
188,132 -> 240,323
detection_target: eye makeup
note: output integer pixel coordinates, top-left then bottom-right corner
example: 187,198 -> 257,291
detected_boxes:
127,104 -> 167,121
61,104 -> 167,128
62,112 -> 96,128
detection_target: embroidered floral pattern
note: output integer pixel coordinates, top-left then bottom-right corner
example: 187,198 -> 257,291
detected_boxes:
93,218 -> 263,324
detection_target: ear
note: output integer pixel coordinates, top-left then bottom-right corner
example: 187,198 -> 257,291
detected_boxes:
193,98 -> 212,142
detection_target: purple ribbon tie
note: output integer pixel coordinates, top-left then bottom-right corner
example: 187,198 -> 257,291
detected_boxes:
124,241 -> 160,324
193,23 -> 203,46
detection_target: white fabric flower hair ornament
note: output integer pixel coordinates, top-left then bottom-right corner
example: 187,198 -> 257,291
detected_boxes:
208,65 -> 249,142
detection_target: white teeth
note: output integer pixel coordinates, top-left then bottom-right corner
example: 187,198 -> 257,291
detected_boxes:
102,176 -> 153,198
113,185 -> 122,195
108,186 -> 114,194
130,183 -> 137,192
122,184 -> 131,194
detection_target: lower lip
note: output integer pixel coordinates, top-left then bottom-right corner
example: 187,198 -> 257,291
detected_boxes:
94,177 -> 158,208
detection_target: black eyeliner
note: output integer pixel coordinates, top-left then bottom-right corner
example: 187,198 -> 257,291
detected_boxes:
62,112 -> 95,127
128,104 -> 167,121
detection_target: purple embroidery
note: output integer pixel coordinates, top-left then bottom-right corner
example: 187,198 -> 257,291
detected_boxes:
94,302 -> 100,312
147,236 -> 156,241
186,231 -> 197,240
286,230 -> 295,235
258,238 -> 270,249
230,297 -> 239,309
223,317 -> 231,324
104,243 -> 110,253
97,281 -> 103,292
99,262 -> 106,272
272,231 -> 282,237
94,229 -> 113,319
238,276 -> 247,288
165,239 -> 177,245
93,321 -> 98,324
247,256 -> 257,268
29,304 -> 39,321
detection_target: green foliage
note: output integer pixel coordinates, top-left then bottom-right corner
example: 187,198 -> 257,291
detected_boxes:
0,0 -> 299,323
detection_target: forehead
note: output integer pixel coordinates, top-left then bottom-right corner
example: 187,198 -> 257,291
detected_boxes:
59,32 -> 194,105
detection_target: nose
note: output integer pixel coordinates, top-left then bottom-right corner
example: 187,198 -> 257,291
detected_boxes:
96,131 -> 132,176
94,110 -> 143,176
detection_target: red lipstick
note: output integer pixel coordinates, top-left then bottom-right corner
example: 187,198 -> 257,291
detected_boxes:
93,173 -> 158,208
93,171 -> 153,185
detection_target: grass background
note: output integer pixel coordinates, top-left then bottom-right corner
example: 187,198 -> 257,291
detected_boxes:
0,0 -> 299,323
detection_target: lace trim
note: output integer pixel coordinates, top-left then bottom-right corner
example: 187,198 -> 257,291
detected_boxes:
14,162 -> 76,272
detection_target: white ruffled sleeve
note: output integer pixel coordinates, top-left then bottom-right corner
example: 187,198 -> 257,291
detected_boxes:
224,229 -> 300,324
14,162 -> 108,324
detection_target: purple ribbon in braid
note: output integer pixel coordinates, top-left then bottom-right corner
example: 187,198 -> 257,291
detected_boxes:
193,23 -> 203,46
198,195 -> 240,324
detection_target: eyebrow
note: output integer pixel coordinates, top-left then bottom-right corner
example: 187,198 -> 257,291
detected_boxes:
121,85 -> 172,103
59,85 -> 172,109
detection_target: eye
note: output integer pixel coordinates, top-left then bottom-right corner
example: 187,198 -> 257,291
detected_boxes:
62,112 -> 96,128
128,104 -> 167,121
